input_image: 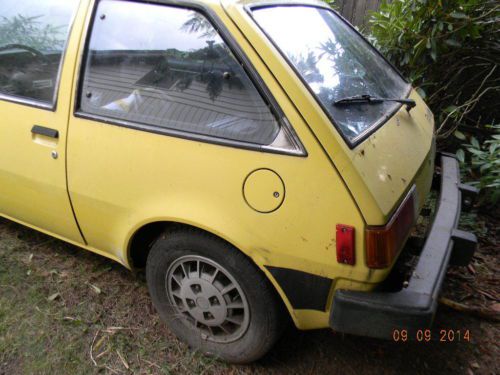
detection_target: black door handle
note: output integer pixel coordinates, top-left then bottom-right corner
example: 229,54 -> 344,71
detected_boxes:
31,125 -> 59,139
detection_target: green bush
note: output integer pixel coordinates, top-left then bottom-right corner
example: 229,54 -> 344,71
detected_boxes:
368,0 -> 499,205
368,0 -> 499,138
456,126 -> 500,205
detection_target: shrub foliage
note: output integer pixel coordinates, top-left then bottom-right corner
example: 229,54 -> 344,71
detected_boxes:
368,0 -> 499,204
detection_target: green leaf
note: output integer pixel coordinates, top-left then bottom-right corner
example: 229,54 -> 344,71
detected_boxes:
467,148 -> 483,156
450,12 -> 467,19
454,130 -> 466,140
431,49 -> 437,61
413,38 -> 424,51
445,39 -> 461,47
456,149 -> 465,163
471,137 -> 480,149
444,105 -> 458,113
480,163 -> 492,173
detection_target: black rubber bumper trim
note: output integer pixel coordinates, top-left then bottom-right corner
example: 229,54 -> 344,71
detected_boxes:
330,155 -> 478,339
266,266 -> 332,310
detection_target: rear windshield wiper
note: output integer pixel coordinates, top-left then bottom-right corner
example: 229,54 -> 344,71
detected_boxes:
333,94 -> 416,112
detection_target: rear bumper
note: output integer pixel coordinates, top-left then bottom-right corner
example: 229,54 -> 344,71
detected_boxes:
330,154 -> 478,339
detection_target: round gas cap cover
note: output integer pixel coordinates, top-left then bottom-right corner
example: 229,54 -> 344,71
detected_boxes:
243,169 -> 285,213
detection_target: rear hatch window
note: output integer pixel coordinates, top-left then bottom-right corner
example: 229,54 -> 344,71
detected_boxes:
252,5 -> 410,146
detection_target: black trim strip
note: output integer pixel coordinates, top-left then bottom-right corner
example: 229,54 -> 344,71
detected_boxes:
31,125 -> 59,139
267,266 -> 332,310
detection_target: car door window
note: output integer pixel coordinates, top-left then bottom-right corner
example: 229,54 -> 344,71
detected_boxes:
78,0 -> 280,145
0,0 -> 78,106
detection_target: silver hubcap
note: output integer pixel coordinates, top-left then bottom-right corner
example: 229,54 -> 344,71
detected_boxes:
166,255 -> 250,343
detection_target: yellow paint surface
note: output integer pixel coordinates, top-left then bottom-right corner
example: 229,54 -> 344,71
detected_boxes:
0,0 -> 435,330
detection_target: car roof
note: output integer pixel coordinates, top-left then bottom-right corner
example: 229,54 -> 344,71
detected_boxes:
109,0 -> 329,12
147,0 -> 328,9
222,0 -> 326,6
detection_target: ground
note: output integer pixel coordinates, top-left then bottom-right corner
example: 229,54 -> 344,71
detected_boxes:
0,211 -> 498,375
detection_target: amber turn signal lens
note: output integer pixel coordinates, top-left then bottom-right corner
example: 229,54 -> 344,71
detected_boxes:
366,187 -> 417,269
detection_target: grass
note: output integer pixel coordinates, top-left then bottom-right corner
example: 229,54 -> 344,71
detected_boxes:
0,220 -> 226,374
0,215 -> 498,375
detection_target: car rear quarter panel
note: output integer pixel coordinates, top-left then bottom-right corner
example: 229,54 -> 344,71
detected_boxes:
224,0 -> 435,225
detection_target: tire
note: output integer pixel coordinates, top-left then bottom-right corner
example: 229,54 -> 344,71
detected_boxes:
146,227 -> 285,364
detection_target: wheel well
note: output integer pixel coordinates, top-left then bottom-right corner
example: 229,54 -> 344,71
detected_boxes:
129,221 -> 243,269
128,222 -> 235,269
128,221 -> 172,269
127,221 -> 290,322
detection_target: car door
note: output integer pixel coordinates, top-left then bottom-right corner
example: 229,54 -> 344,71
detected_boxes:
0,0 -> 85,243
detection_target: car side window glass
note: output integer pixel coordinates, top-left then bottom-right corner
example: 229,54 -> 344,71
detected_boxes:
79,0 -> 280,145
0,0 -> 78,105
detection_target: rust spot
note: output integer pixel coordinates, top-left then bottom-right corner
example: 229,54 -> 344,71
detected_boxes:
387,174 -> 392,181
360,149 -> 365,156
325,238 -> 335,251
301,236 -> 308,243
401,178 -> 407,184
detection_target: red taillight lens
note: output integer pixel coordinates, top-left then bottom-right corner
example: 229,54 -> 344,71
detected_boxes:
366,187 -> 417,269
336,224 -> 355,265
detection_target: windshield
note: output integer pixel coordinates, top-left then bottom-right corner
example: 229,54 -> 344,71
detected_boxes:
252,6 -> 410,144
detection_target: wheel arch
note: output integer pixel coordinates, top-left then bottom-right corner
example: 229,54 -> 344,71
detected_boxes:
126,220 -> 244,270
125,219 -> 296,325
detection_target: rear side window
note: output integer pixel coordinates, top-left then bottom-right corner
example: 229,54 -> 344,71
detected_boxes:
79,0 -> 280,145
0,0 -> 78,106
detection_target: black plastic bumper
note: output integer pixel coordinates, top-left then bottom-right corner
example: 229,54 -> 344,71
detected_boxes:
330,154 -> 479,339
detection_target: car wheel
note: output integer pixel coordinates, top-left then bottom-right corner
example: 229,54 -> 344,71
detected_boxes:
146,228 -> 285,363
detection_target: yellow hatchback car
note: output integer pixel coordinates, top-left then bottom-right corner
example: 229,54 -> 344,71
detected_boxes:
0,0 -> 478,363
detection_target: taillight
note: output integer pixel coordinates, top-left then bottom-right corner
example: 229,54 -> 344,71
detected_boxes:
365,187 -> 417,269
336,224 -> 355,265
